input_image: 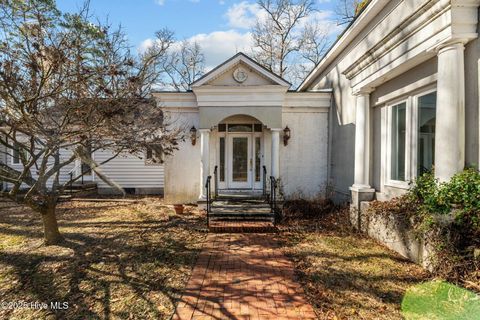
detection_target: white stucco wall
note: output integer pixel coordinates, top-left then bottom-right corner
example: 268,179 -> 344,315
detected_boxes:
280,110 -> 329,199
163,112 -> 200,204
303,0 -> 480,203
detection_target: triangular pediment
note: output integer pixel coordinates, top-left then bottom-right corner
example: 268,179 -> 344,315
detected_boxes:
191,52 -> 291,88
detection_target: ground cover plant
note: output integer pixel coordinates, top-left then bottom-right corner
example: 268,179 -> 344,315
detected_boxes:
0,197 -> 206,319
367,168 -> 480,293
280,204 -> 429,319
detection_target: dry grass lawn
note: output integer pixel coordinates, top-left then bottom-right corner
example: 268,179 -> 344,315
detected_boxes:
0,197 -> 206,320
280,210 -> 430,320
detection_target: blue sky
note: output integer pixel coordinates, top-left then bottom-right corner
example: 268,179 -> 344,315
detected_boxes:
56,0 -> 341,69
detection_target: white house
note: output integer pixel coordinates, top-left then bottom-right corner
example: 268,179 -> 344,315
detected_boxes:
299,0 -> 480,213
2,0 -> 480,213
154,53 -> 331,203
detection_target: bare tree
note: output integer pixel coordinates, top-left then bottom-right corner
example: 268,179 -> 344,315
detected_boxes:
144,30 -> 205,91
251,0 -> 330,86
162,40 -> 205,91
335,0 -> 369,25
0,0 -> 184,245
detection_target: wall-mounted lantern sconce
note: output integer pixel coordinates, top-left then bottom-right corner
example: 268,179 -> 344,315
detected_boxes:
190,126 -> 197,146
283,126 -> 291,146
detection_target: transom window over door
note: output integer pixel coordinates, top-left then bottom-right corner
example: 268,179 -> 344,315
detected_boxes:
385,90 -> 436,187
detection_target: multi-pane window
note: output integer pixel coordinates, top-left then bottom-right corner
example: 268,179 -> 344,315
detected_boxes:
386,91 -> 436,185
390,102 -> 407,181
255,137 -> 261,182
417,93 -> 436,175
219,137 -> 225,182
145,145 -> 163,165
11,142 -> 23,165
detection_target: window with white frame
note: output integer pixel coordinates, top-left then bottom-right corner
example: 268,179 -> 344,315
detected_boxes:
145,144 -> 163,165
390,102 -> 407,181
11,142 -> 23,165
385,90 -> 436,186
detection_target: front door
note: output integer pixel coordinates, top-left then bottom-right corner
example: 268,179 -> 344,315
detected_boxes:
228,134 -> 251,188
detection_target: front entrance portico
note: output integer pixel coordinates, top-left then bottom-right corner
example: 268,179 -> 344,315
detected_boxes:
199,116 -> 281,199
157,52 -> 331,204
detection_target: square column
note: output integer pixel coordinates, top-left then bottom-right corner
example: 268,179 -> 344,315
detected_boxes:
350,90 -> 375,215
435,42 -> 466,182
271,128 -> 281,179
199,129 -> 210,200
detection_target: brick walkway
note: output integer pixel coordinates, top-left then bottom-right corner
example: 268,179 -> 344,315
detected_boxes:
173,233 -> 317,320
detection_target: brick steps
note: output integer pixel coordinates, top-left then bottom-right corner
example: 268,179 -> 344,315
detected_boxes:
208,221 -> 276,233
208,198 -> 276,233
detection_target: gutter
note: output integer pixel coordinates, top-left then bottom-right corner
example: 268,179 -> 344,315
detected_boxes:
297,0 -> 390,91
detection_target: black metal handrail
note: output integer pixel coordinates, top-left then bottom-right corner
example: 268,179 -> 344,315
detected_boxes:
205,175 -> 212,227
269,176 -> 278,226
67,165 -> 88,192
262,165 -> 267,200
213,165 -> 218,199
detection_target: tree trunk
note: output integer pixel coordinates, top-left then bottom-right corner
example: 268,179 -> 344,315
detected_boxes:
40,203 -> 64,245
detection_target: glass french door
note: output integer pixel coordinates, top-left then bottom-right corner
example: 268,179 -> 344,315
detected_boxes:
228,134 -> 252,188
218,125 -> 264,190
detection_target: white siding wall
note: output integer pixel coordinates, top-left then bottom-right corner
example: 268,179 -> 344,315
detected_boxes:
93,149 -> 164,190
5,147 -> 76,189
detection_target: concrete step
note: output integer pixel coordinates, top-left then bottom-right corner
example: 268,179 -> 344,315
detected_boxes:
211,206 -> 271,213
210,214 -> 274,220
210,210 -> 273,216
209,217 -> 274,223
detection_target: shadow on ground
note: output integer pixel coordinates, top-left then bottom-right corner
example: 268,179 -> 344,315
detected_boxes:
0,199 -> 206,320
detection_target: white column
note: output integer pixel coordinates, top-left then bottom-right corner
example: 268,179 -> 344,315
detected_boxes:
199,129 -> 210,200
271,128 -> 281,178
352,91 -> 372,189
435,42 -> 465,182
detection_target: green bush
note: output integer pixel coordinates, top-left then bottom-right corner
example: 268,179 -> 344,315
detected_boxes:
369,168 -> 480,290
411,168 -> 480,217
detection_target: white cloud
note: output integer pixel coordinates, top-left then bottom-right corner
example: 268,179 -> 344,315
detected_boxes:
139,38 -> 155,53
186,30 -> 254,69
224,1 -> 264,29
154,0 -> 165,5
139,30 -> 254,70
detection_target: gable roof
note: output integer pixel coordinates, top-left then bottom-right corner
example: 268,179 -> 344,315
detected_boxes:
191,52 -> 291,88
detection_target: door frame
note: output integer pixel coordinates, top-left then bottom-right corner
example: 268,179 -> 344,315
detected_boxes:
227,133 -> 252,189
216,123 -> 264,190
